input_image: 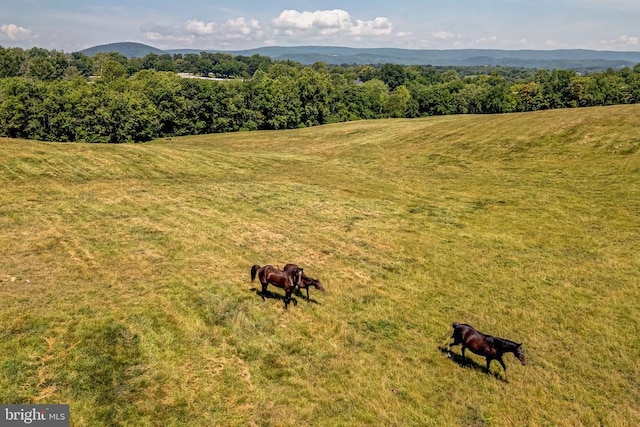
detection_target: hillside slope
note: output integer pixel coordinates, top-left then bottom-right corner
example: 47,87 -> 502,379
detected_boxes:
79,41 -> 640,69
1,105 -> 639,426
79,41 -> 166,58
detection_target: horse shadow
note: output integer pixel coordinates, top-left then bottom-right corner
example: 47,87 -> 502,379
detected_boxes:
249,287 -> 299,306
293,288 -> 321,305
248,286 -> 322,306
438,345 -> 508,382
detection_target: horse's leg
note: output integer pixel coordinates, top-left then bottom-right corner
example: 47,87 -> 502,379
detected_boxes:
449,329 -> 462,349
498,356 -> 507,372
306,287 -> 310,301
283,290 -> 291,309
448,337 -> 460,348
261,282 -> 268,301
461,346 -> 467,364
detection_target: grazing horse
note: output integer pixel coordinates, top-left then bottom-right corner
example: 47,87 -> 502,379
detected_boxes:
283,263 -> 325,301
449,323 -> 526,374
250,264 -> 303,309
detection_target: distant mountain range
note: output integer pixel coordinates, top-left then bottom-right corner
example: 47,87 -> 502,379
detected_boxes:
80,42 -> 640,70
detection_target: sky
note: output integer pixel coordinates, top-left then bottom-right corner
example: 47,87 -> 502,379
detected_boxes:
1,0 -> 639,53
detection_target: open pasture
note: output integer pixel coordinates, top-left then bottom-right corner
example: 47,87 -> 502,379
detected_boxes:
1,105 -> 639,425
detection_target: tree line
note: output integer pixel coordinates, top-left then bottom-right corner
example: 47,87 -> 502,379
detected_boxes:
1,46 -> 640,142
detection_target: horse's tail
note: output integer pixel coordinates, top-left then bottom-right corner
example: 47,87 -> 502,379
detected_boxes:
251,265 -> 260,282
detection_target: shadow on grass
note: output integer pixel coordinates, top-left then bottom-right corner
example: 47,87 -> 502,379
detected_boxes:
248,287 -> 323,306
293,288 -> 322,305
438,345 -> 508,383
249,287 -> 298,307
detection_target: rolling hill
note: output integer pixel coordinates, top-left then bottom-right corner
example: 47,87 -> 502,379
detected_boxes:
79,41 -> 640,69
1,105 -> 639,425
79,41 -> 167,58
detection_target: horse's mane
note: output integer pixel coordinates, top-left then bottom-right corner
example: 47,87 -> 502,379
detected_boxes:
492,336 -> 520,350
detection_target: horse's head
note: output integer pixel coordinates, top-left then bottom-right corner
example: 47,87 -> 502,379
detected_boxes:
293,268 -> 304,287
310,278 -> 325,292
515,343 -> 526,365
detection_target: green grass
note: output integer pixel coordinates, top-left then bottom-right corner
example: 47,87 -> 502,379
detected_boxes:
1,105 -> 639,426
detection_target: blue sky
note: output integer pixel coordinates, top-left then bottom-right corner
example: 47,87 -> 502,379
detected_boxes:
1,0 -> 639,52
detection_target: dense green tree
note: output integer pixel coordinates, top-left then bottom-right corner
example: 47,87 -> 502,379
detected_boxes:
126,57 -> 144,75
415,65 -> 442,85
92,52 -> 128,76
622,66 -> 640,103
68,52 -> 93,77
441,69 -> 461,83
327,79 -> 367,123
589,71 -> 628,105
256,75 -> 302,129
212,60 -> 248,79
454,82 -> 484,114
21,48 -> 68,81
356,65 -> 376,83
0,77 -> 36,137
155,54 -> 176,72
512,82 -> 545,111
357,79 -> 389,119
376,63 -> 407,90
535,69 -> 576,109
567,77 -> 595,107
297,67 -> 332,126
175,53 -> 201,74
101,61 -> 127,83
482,74 -> 514,113
236,75 -> 264,130
101,90 -> 158,142
130,70 -> 189,136
0,47 -> 26,78
239,54 -> 272,76
385,85 -> 412,118
177,78 -> 242,134
417,83 -> 456,115
2,44 -> 640,142
37,80 -> 82,141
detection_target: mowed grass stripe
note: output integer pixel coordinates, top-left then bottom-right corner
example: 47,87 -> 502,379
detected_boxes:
1,105 -> 639,426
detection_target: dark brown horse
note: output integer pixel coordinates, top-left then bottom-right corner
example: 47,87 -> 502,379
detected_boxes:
283,263 -> 325,301
250,264 -> 303,309
449,323 -> 526,374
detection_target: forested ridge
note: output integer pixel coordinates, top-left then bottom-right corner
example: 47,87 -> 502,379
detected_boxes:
2,46 -> 640,143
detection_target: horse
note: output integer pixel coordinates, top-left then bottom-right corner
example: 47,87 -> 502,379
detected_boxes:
449,323 -> 526,374
250,264 -> 304,309
283,263 -> 325,301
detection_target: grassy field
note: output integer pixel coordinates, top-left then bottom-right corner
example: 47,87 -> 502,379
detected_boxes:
1,105 -> 639,426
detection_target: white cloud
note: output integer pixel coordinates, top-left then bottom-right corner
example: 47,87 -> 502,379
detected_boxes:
272,9 -> 392,38
600,34 -> 639,48
273,9 -> 350,32
431,31 -> 461,41
185,17 -> 262,38
143,9 -> 394,49
472,35 -> 498,46
1,23 -> 32,41
143,17 -> 264,48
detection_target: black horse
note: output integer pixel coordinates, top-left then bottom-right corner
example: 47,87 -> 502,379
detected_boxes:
251,264 -> 303,309
449,323 -> 526,374
283,263 -> 325,301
